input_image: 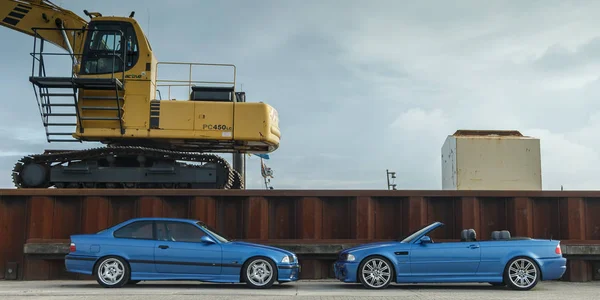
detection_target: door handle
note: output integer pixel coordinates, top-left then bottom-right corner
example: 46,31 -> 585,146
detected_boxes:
158,245 -> 169,249
468,244 -> 479,249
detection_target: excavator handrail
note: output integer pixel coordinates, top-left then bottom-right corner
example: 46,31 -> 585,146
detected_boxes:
29,26 -> 126,81
155,62 -> 236,100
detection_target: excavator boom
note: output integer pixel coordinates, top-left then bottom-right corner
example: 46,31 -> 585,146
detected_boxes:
0,0 -> 87,54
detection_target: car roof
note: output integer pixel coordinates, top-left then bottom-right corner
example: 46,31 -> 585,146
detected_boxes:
124,217 -> 200,223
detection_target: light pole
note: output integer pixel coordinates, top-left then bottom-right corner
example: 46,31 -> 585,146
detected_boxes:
386,169 -> 397,190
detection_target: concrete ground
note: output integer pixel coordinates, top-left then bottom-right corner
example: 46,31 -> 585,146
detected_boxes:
0,280 -> 597,299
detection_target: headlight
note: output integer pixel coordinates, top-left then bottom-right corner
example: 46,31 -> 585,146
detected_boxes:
281,256 -> 290,263
346,254 -> 355,261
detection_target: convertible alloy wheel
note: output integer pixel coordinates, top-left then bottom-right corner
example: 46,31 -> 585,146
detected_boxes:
358,256 -> 393,289
243,258 -> 277,289
94,256 -> 130,288
504,257 -> 539,291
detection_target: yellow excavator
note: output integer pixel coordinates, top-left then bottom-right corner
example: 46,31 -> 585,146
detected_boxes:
0,0 -> 280,189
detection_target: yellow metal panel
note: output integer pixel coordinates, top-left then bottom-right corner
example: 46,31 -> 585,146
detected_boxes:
159,101 -> 195,130
234,102 -> 280,145
194,102 -> 234,140
122,93 -> 148,129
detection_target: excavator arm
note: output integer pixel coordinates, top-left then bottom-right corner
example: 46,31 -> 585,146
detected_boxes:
0,0 -> 88,54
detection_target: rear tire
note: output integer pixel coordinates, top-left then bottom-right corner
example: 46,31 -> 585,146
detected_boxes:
503,257 -> 539,291
94,256 -> 130,288
358,255 -> 393,289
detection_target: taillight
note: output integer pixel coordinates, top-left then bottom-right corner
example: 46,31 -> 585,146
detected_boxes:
555,243 -> 561,255
70,242 -> 76,252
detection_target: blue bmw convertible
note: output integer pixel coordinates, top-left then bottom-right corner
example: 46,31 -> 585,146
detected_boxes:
334,222 -> 566,290
65,217 -> 300,288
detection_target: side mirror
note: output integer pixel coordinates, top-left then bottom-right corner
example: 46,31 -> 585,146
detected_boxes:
419,236 -> 432,244
200,235 -> 215,244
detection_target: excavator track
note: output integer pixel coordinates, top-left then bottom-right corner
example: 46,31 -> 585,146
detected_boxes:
11,146 -> 243,189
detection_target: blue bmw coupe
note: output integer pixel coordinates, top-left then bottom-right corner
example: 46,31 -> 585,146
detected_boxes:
334,222 -> 566,290
65,217 -> 300,288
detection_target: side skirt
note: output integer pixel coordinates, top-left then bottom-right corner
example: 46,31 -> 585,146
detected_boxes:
130,272 -> 242,283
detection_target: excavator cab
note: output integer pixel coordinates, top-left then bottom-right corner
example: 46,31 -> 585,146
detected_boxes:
79,20 -> 138,75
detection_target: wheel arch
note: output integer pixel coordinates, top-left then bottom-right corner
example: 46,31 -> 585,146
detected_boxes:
503,254 -> 543,279
239,255 -> 279,283
356,254 -> 398,284
92,254 -> 133,280
503,255 -> 543,284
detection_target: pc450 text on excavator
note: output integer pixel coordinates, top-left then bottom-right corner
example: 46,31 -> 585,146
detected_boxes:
0,0 -> 280,189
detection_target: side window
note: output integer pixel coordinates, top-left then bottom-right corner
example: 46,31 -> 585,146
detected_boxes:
156,222 -> 206,242
113,221 -> 153,239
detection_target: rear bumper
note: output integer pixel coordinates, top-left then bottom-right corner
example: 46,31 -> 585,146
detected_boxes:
539,257 -> 567,280
64,254 -> 96,275
277,263 -> 301,282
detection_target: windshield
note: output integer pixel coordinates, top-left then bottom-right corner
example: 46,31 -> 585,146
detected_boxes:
399,222 -> 439,243
197,222 -> 230,243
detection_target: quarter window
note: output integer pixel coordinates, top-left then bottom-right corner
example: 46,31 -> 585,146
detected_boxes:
113,221 -> 153,239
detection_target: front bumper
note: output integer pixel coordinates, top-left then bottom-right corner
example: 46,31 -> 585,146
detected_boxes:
277,263 -> 301,282
333,260 -> 358,283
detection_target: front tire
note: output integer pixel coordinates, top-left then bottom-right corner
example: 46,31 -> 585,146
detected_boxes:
242,257 -> 277,289
503,257 -> 539,291
94,256 -> 130,288
358,256 -> 393,289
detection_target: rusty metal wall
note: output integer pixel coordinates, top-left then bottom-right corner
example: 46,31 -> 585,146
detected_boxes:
0,189 -> 599,281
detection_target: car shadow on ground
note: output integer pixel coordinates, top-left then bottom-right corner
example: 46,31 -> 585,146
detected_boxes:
58,282 -> 296,290
331,283 -> 527,291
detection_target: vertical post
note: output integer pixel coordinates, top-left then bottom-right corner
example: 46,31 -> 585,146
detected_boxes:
386,169 -> 397,190
233,153 -> 245,188
232,90 -> 246,188
386,169 -> 390,189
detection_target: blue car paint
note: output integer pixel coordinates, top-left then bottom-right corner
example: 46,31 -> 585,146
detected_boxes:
65,217 -> 300,285
334,222 -> 566,289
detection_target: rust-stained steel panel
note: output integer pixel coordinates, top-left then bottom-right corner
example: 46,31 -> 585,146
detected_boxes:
216,196 -> 245,239
269,197 -> 297,239
533,197 -> 562,240
427,197 -> 458,240
0,196 -> 27,280
479,197 -> 509,240
0,189 -> 599,281
586,198 -> 600,240
109,197 -> 136,226
374,197 -> 405,240
321,197 -> 351,239
82,197 -> 110,233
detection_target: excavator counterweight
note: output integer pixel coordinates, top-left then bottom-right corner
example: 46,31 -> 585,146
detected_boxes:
1,0 -> 281,189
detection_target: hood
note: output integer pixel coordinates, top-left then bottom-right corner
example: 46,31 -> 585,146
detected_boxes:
229,241 -> 294,256
341,241 -> 402,254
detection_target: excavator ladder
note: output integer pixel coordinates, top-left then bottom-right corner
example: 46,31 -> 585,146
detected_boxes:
28,27 -> 126,142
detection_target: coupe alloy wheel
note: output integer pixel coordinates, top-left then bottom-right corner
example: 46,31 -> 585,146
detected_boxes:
243,258 -> 277,288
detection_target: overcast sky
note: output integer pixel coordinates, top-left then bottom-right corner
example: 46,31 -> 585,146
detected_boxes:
1,0 -> 599,190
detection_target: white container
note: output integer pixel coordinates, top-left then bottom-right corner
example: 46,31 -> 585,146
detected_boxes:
441,130 -> 542,190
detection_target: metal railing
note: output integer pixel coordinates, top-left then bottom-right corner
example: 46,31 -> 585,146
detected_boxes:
155,62 -> 236,100
28,27 -> 128,140
30,27 -> 127,82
